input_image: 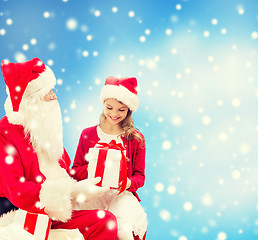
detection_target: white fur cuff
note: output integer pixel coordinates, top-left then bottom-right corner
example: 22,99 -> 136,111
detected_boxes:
39,176 -> 76,222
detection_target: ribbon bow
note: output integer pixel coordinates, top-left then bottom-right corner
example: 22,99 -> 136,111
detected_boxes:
95,140 -> 127,195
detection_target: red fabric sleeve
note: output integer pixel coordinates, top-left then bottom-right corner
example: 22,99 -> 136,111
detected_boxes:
0,135 -> 41,211
71,131 -> 89,181
128,140 -> 146,192
128,134 -> 146,193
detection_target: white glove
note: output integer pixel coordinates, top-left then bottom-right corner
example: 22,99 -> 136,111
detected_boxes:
72,177 -> 109,203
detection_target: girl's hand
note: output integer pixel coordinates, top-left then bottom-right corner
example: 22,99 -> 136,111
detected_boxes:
125,177 -> 131,190
117,177 -> 131,190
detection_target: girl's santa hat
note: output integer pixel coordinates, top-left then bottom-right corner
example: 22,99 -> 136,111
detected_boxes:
1,57 -> 56,124
100,76 -> 139,112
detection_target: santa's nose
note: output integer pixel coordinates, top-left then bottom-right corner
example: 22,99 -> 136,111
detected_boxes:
44,89 -> 57,102
50,91 -> 57,100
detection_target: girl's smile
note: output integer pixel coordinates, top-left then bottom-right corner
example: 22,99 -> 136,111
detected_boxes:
109,115 -> 120,121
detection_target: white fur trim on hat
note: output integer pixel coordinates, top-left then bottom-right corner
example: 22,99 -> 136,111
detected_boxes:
100,84 -> 139,112
5,110 -> 24,125
24,66 -> 56,99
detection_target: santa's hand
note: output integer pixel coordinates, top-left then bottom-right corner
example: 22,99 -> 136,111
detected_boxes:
71,177 -> 109,203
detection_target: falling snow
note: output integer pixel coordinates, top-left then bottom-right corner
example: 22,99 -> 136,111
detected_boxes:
5,155 -> 14,164
66,18 -> 78,30
97,210 -> 106,219
183,202 -> 193,211
159,209 -> 171,221
0,0 -> 258,239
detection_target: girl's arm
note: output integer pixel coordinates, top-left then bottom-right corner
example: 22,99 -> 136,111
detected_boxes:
128,137 -> 146,192
71,131 -> 89,181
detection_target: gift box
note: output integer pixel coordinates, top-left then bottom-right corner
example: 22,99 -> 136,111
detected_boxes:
87,140 -> 127,194
14,209 -> 51,240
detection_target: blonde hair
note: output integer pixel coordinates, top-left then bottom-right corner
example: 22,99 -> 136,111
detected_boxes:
99,109 -> 144,145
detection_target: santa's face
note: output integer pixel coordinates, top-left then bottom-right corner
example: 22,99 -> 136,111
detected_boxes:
5,89 -> 64,163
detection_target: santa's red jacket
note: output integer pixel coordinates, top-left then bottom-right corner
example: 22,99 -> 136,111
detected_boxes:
0,116 -> 72,212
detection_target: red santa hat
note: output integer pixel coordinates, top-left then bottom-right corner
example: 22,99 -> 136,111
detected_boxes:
1,57 -> 56,123
100,76 -> 139,112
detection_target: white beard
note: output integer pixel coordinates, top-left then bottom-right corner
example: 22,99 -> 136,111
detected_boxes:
5,97 -> 64,172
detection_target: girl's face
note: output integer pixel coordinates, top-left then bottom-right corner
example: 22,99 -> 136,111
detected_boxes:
103,98 -> 129,126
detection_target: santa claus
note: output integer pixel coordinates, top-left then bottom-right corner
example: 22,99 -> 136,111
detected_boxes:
0,57 -> 118,240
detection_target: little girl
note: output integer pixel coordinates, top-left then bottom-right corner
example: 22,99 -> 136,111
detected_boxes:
72,76 -> 147,240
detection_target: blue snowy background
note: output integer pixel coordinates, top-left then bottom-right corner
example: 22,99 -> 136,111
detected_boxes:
0,0 -> 258,239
